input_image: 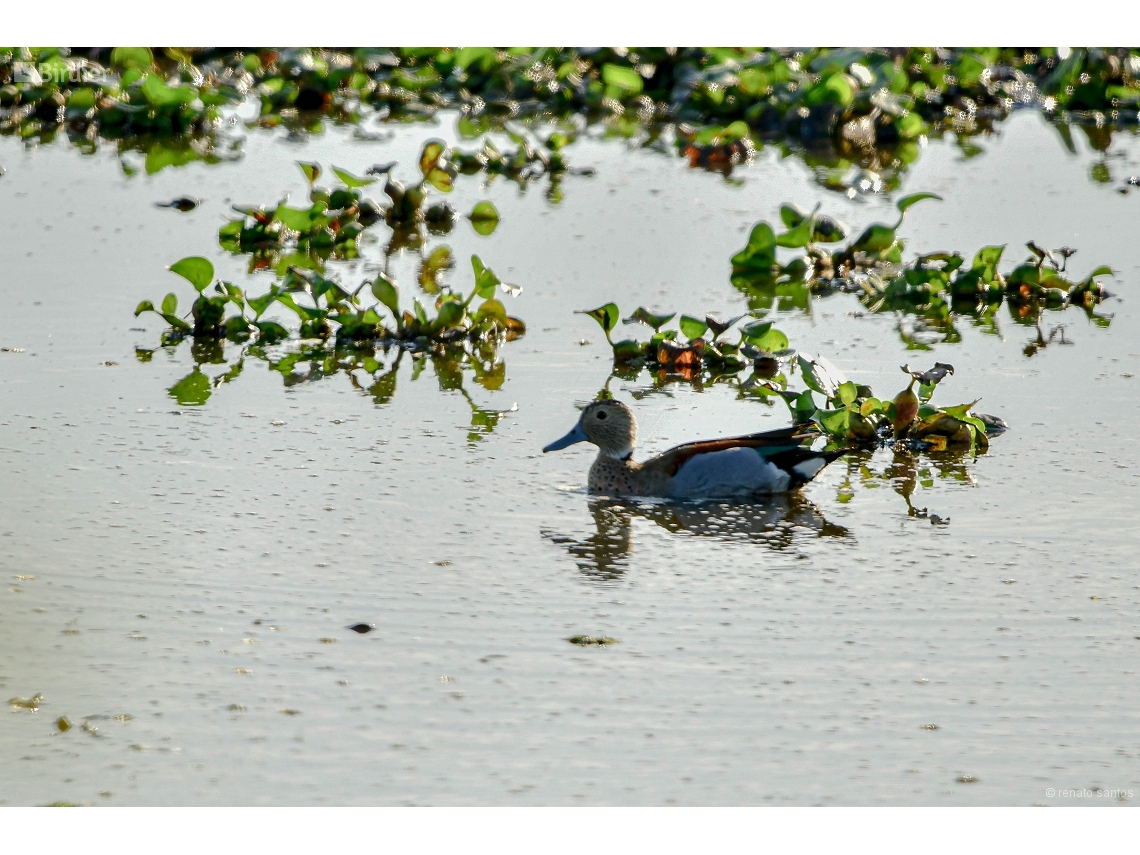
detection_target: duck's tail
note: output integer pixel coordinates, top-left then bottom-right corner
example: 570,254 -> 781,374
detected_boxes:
768,445 -> 852,491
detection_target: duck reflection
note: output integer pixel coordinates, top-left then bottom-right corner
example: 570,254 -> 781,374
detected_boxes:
543,494 -> 848,580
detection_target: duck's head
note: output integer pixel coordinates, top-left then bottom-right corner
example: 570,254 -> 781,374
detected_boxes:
543,399 -> 637,459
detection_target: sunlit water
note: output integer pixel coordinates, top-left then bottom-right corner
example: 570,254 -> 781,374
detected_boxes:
2,110 -> 1139,805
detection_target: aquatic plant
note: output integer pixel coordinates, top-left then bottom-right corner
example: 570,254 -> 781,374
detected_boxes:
4,47 -> 1138,187
729,196 -> 1116,351
579,299 -> 1001,452
136,252 -> 524,348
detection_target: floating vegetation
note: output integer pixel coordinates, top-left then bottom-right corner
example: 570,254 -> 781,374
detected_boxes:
729,195 -> 1115,351
567,635 -> 618,646
3,48 -> 1138,188
133,144 -> 527,433
9,693 -> 42,710
580,292 -> 1001,452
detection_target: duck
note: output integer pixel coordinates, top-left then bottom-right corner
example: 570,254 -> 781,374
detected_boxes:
543,399 -> 847,499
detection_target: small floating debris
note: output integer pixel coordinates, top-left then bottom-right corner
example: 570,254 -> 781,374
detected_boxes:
567,635 -> 618,646
318,637 -> 337,644
957,775 -> 979,784
279,709 -> 301,716
921,723 -> 940,730
9,693 -> 42,710
55,716 -> 71,732
156,197 -> 200,211
347,623 -> 373,634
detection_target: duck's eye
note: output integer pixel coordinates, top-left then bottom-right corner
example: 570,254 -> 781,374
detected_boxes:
596,411 -> 607,420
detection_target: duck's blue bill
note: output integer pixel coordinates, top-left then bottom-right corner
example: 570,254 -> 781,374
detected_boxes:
543,423 -> 587,453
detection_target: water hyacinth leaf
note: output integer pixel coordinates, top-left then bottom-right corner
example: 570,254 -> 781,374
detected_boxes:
469,201 -> 500,235
896,192 -> 942,214
169,369 -> 211,406
169,256 -> 214,292
582,303 -> 620,337
776,212 -> 816,248
706,314 -> 744,337
475,298 -> 508,325
471,255 -> 500,299
161,293 -> 178,315
246,290 -> 277,318
110,47 -> 154,70
426,168 -> 453,193
850,223 -> 898,256
732,222 -> 778,271
413,298 -> 429,325
297,161 -> 321,185
134,300 -> 155,317
972,245 -> 1005,276
816,408 -> 850,436
331,166 -> 376,189
743,323 -> 789,353
419,140 -> 446,176
434,299 -> 465,329
141,73 -> 196,107
623,307 -> 675,331
601,64 -> 643,96
941,399 -> 981,420
780,204 -> 808,229
859,397 -> 883,417
273,204 -> 324,233
813,215 -> 848,243
371,274 -> 400,316
1084,265 -> 1114,281
837,381 -> 858,406
679,315 -> 709,341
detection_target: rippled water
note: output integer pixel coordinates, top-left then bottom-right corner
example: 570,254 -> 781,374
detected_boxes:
2,109 -> 1139,805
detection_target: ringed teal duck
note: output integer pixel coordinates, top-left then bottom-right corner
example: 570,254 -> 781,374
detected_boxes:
543,399 -> 847,499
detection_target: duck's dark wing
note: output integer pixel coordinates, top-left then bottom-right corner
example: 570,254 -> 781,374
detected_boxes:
761,445 -> 849,490
642,426 -> 810,479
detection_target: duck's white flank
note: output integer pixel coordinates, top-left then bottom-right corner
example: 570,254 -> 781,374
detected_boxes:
665,447 -> 791,498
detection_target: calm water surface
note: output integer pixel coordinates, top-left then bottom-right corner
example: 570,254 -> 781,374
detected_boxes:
2,110 -> 1139,805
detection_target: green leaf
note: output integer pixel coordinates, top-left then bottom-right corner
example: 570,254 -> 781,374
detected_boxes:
859,397 -> 883,417
168,256 -> 214,292
141,73 -> 197,108
837,381 -> 858,406
972,245 -> 1005,272
469,201 -> 500,236
331,166 -> 376,189
732,221 -> 777,269
623,307 -> 676,331
780,204 -> 808,229
371,273 -> 400,316
776,212 -> 817,248
582,303 -> 620,337
849,223 -> 898,257
475,298 -> 508,325
816,408 -> 851,436
161,292 -> 178,315
426,168 -> 453,193
471,254 -> 500,299
419,140 -> 446,176
110,47 -> 154,70
168,369 -> 211,406
1084,265 -> 1114,281
601,64 -> 643,96
896,192 -> 942,214
297,161 -> 321,185
742,322 -> 789,353
679,315 -> 709,341
434,299 -> 466,330
273,204 -> 325,233
134,300 -> 155,317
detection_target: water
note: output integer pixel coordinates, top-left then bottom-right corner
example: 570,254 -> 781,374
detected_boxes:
2,109 -> 1139,805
